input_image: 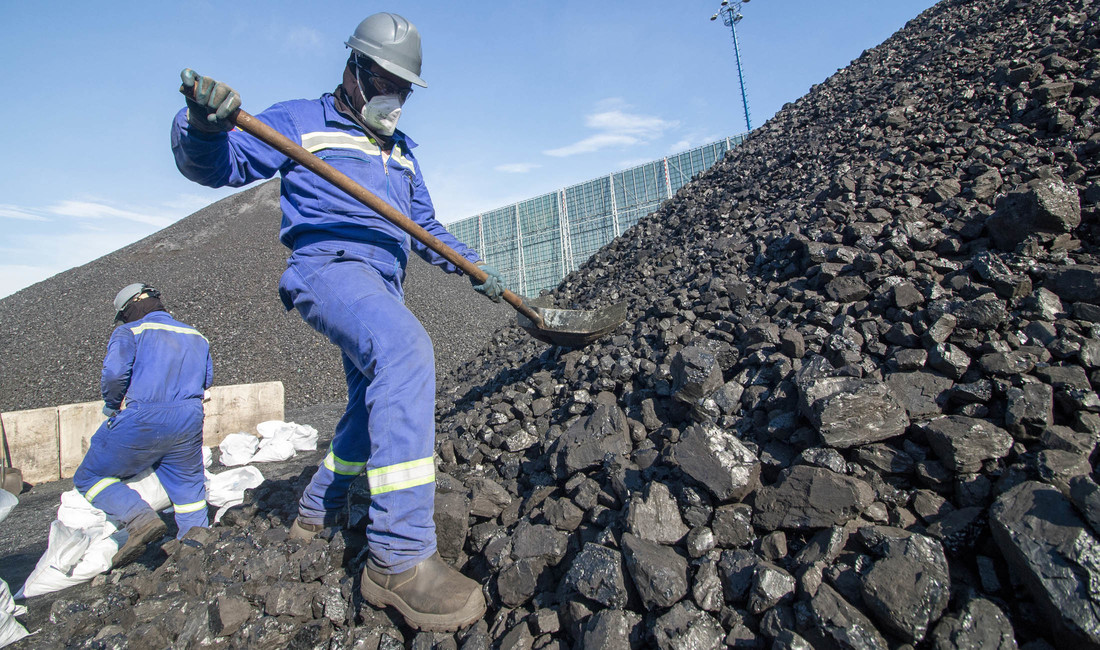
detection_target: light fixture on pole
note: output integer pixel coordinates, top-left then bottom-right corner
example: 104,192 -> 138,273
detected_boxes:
710,0 -> 753,132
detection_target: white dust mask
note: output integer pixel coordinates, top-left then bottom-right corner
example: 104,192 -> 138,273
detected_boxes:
360,94 -> 402,136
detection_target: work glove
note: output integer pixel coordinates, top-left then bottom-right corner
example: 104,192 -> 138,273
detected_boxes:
471,263 -> 505,303
102,405 -> 119,418
180,68 -> 241,133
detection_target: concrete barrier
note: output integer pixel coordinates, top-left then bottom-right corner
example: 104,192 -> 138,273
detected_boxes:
203,382 -> 285,447
0,407 -> 60,484
58,401 -> 107,479
1,381 -> 284,486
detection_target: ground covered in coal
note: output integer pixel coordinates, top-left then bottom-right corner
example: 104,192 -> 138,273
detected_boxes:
6,0 -> 1100,647
0,179 -> 513,413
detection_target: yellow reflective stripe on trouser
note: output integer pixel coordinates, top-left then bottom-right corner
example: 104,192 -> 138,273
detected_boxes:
84,477 -> 120,501
174,500 -> 207,514
366,457 -> 435,495
323,450 -> 366,476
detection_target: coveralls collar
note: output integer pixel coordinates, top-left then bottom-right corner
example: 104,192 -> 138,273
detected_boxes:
321,94 -> 418,152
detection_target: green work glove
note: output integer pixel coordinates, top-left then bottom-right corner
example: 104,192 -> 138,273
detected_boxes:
471,263 -> 504,303
180,68 -> 241,133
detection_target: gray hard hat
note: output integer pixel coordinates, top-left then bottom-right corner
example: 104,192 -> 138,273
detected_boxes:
113,283 -> 160,321
346,12 -> 427,88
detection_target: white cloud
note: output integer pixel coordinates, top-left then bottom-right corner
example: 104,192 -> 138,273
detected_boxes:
47,200 -> 175,228
545,133 -> 641,158
585,110 -> 674,135
668,139 -> 693,152
495,162 -> 541,174
543,102 -> 679,158
0,205 -> 49,221
0,193 -> 215,298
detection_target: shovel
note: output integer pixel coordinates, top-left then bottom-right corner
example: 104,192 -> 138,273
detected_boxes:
0,415 -> 22,494
182,88 -> 626,347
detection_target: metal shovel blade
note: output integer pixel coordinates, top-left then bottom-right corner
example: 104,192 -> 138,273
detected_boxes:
516,296 -> 628,348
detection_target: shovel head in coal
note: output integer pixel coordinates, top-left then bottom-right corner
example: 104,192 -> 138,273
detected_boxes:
516,295 -> 627,348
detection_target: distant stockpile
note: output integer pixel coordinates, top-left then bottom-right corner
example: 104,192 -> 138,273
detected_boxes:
10,0 -> 1100,647
0,179 -> 513,413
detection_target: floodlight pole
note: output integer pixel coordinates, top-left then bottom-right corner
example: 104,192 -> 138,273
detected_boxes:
711,1 -> 753,132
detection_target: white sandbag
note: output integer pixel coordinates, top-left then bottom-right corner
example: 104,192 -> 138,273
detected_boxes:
257,420 -> 318,451
57,490 -> 116,535
202,446 -> 212,468
16,521 -> 120,599
0,579 -> 24,617
0,490 -> 16,526
18,469 -> 173,599
250,438 -> 296,463
0,610 -> 28,647
218,432 -> 260,466
205,466 -> 264,509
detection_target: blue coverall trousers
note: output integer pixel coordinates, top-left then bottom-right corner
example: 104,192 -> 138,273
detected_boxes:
280,241 -> 437,574
72,400 -> 208,538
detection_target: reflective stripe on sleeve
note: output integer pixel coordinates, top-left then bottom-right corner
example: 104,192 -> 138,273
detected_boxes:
174,499 -> 207,514
131,322 -> 207,341
84,477 -> 120,502
366,457 -> 435,495
323,450 -> 366,476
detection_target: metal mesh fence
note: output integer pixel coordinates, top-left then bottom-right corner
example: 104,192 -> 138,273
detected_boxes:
445,134 -> 747,295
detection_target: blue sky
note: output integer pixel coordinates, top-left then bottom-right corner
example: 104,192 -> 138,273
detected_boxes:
0,0 -> 937,298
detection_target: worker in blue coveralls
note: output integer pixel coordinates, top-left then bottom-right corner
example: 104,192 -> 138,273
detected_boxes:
171,12 -> 500,631
73,283 -> 213,569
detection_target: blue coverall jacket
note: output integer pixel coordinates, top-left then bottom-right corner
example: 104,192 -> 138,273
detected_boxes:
74,310 -> 213,537
171,94 -> 477,572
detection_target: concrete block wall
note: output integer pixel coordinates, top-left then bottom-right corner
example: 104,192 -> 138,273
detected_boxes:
0,381 -> 284,485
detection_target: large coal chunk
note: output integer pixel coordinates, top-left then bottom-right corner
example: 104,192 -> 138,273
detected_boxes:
434,491 -> 471,560
668,422 -> 761,502
1046,265 -> 1100,304
559,543 -> 629,608
798,371 -> 909,449
990,481 -> 1100,648
621,532 -> 689,611
988,177 -> 1082,251
917,416 -> 1013,473
551,400 -> 631,476
582,609 -> 642,649
795,582 -> 888,650
671,343 -> 725,404
624,481 -> 688,544
652,601 -> 726,650
857,527 -> 950,643
754,465 -> 874,531
928,597 -> 1017,650
884,371 -> 953,420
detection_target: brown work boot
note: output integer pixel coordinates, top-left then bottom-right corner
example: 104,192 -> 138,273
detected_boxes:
360,552 -> 486,632
288,518 -> 323,541
111,510 -> 167,569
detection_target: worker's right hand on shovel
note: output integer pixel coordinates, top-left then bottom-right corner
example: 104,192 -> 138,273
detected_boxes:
471,262 -> 505,303
180,69 -> 241,133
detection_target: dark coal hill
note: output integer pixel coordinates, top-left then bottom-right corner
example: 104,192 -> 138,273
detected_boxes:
0,179 -> 512,413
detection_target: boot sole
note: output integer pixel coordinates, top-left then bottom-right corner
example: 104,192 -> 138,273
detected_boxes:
111,518 -> 167,569
360,572 -> 487,632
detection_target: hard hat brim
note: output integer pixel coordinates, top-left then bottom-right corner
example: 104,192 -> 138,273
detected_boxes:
346,40 -> 428,88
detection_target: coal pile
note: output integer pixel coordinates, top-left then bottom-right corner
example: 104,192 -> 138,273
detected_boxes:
9,0 -> 1100,647
0,179 -> 513,413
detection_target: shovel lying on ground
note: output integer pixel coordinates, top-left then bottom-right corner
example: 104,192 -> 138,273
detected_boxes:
183,88 -> 626,348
